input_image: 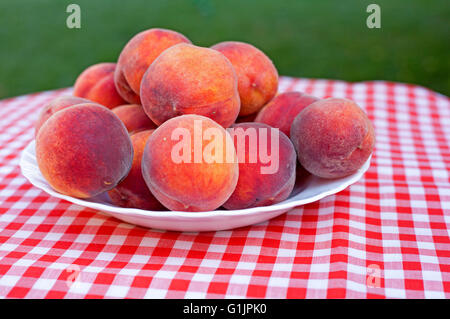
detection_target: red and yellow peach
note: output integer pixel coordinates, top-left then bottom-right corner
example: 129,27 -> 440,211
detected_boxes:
73,63 -> 126,109
112,104 -> 157,134
141,114 -> 238,211
255,91 -> 319,138
211,41 -> 278,116
35,95 -> 92,137
108,130 -> 164,210
223,122 -> 297,209
36,103 -> 133,198
290,98 -> 375,179
140,43 -> 240,128
114,28 -> 191,104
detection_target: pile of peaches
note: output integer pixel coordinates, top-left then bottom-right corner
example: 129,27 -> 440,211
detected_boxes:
34,28 -> 374,212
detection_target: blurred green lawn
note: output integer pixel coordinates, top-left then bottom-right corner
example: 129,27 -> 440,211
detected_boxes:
0,0 -> 448,99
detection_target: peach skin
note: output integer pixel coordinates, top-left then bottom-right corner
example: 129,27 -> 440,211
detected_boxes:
255,91 -> 319,138
140,43 -> 240,128
114,28 -> 191,104
35,95 -> 92,137
73,63 -> 126,109
290,98 -> 375,179
223,122 -> 296,210
141,114 -> 239,211
36,103 -> 133,198
108,130 -> 165,210
112,104 -> 157,134
211,41 -> 278,116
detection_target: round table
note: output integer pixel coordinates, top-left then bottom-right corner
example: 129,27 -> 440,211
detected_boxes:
0,76 -> 448,298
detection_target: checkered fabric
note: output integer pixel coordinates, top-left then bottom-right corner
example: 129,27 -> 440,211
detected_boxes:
0,76 -> 449,299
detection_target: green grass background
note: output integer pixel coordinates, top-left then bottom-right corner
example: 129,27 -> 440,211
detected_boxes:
0,0 -> 448,99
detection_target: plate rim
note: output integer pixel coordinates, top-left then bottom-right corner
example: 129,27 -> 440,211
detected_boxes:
20,139 -> 371,220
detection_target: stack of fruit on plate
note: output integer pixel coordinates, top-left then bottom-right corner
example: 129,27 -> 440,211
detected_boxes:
34,28 -> 374,212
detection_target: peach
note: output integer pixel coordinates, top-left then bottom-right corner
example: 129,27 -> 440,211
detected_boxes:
290,98 -> 375,179
112,104 -> 157,134
223,123 -> 297,210
35,95 -> 92,137
114,28 -> 191,104
141,44 -> 240,128
211,41 -> 278,116
255,91 -> 319,137
108,130 -> 165,210
73,63 -> 126,109
141,115 -> 238,211
36,103 -> 133,198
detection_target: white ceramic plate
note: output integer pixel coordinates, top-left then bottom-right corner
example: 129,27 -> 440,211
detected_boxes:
20,140 -> 371,232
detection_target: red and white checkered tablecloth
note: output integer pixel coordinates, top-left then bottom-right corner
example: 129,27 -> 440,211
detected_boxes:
0,76 -> 449,299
